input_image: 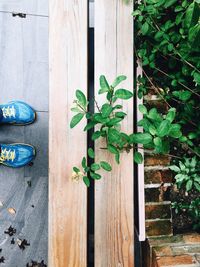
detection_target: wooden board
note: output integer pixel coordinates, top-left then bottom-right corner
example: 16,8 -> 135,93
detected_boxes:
94,0 -> 134,266
49,0 -> 88,266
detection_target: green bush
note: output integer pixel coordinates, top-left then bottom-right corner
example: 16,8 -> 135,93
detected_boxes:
134,0 -> 200,229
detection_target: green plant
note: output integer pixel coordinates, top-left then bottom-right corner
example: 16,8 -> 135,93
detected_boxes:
71,75 -> 182,186
172,198 -> 200,231
170,157 -> 200,192
133,0 -> 200,230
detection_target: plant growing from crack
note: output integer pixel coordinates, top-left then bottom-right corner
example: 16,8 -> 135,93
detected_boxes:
70,75 -> 182,187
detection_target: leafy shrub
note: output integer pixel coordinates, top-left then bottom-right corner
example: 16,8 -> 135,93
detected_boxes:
134,0 -> 200,230
172,198 -> 200,231
170,157 -> 200,192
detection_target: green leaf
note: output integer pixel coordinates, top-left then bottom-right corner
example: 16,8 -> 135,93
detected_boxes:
186,180 -> 193,191
132,10 -> 141,17
169,124 -> 182,138
184,2 -> 200,28
115,89 -> 133,100
168,43 -> 174,51
91,163 -> 100,171
83,176 -> 90,187
139,104 -> 148,114
115,112 -> 127,118
108,128 -> 121,143
99,75 -> 110,93
164,0 -> 178,8
157,120 -> 171,137
112,75 -> 127,88
189,24 -> 200,46
130,133 -> 152,145
101,103 -> 113,118
166,108 -> 176,122
70,113 -> 84,128
115,153 -> 120,164
76,90 -> 87,107
73,167 -> 80,173
71,107 -> 82,113
82,157 -> 87,168
194,182 -> 200,191
149,125 -> 157,136
154,137 -> 162,147
90,172 -> 101,180
100,161 -> 112,171
93,113 -> 109,124
92,131 -> 102,140
88,148 -> 95,159
193,72 -> 200,85
147,108 -> 162,122
172,91 -> 192,101
134,152 -> 143,164
84,121 -> 96,131
113,104 -> 123,110
169,165 -> 180,172
141,22 -> 149,35
107,145 -> 119,154
106,117 -> 123,127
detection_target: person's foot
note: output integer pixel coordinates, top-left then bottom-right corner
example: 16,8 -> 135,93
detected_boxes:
0,143 -> 36,168
0,101 -> 36,125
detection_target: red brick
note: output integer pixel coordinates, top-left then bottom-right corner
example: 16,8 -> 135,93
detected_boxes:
145,186 -> 171,202
146,220 -> 172,237
146,100 -> 168,113
183,234 -> 200,244
145,170 -> 173,184
145,188 -> 160,202
156,255 -> 196,266
145,204 -> 171,220
153,245 -> 173,257
148,235 -> 184,247
145,155 -> 170,166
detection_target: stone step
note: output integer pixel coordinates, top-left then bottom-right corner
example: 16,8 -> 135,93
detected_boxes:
146,233 -> 200,267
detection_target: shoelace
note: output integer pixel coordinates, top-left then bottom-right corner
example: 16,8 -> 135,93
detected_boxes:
2,106 -> 16,118
0,148 -> 16,162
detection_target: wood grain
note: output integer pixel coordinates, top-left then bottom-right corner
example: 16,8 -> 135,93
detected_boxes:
49,0 -> 88,267
94,0 -> 134,266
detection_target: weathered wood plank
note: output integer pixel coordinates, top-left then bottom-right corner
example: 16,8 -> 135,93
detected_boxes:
49,0 -> 88,266
94,0 -> 134,266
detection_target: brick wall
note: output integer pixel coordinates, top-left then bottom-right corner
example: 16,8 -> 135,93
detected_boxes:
144,96 -> 173,238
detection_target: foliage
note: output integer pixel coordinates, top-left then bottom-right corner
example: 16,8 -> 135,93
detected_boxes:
170,157 -> 200,192
172,198 -> 200,231
134,0 -> 200,229
70,75 -> 182,186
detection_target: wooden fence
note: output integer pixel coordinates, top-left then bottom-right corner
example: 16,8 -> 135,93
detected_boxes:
49,0 -> 134,266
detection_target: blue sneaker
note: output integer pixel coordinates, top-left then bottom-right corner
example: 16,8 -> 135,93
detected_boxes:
0,101 -> 36,125
0,143 -> 36,168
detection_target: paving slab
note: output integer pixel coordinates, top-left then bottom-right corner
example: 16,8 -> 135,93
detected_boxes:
0,1 -> 48,16
0,4 -> 48,265
0,13 -> 48,111
24,112 -> 48,177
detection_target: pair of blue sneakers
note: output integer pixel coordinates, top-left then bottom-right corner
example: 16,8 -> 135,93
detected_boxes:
0,101 -> 36,168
